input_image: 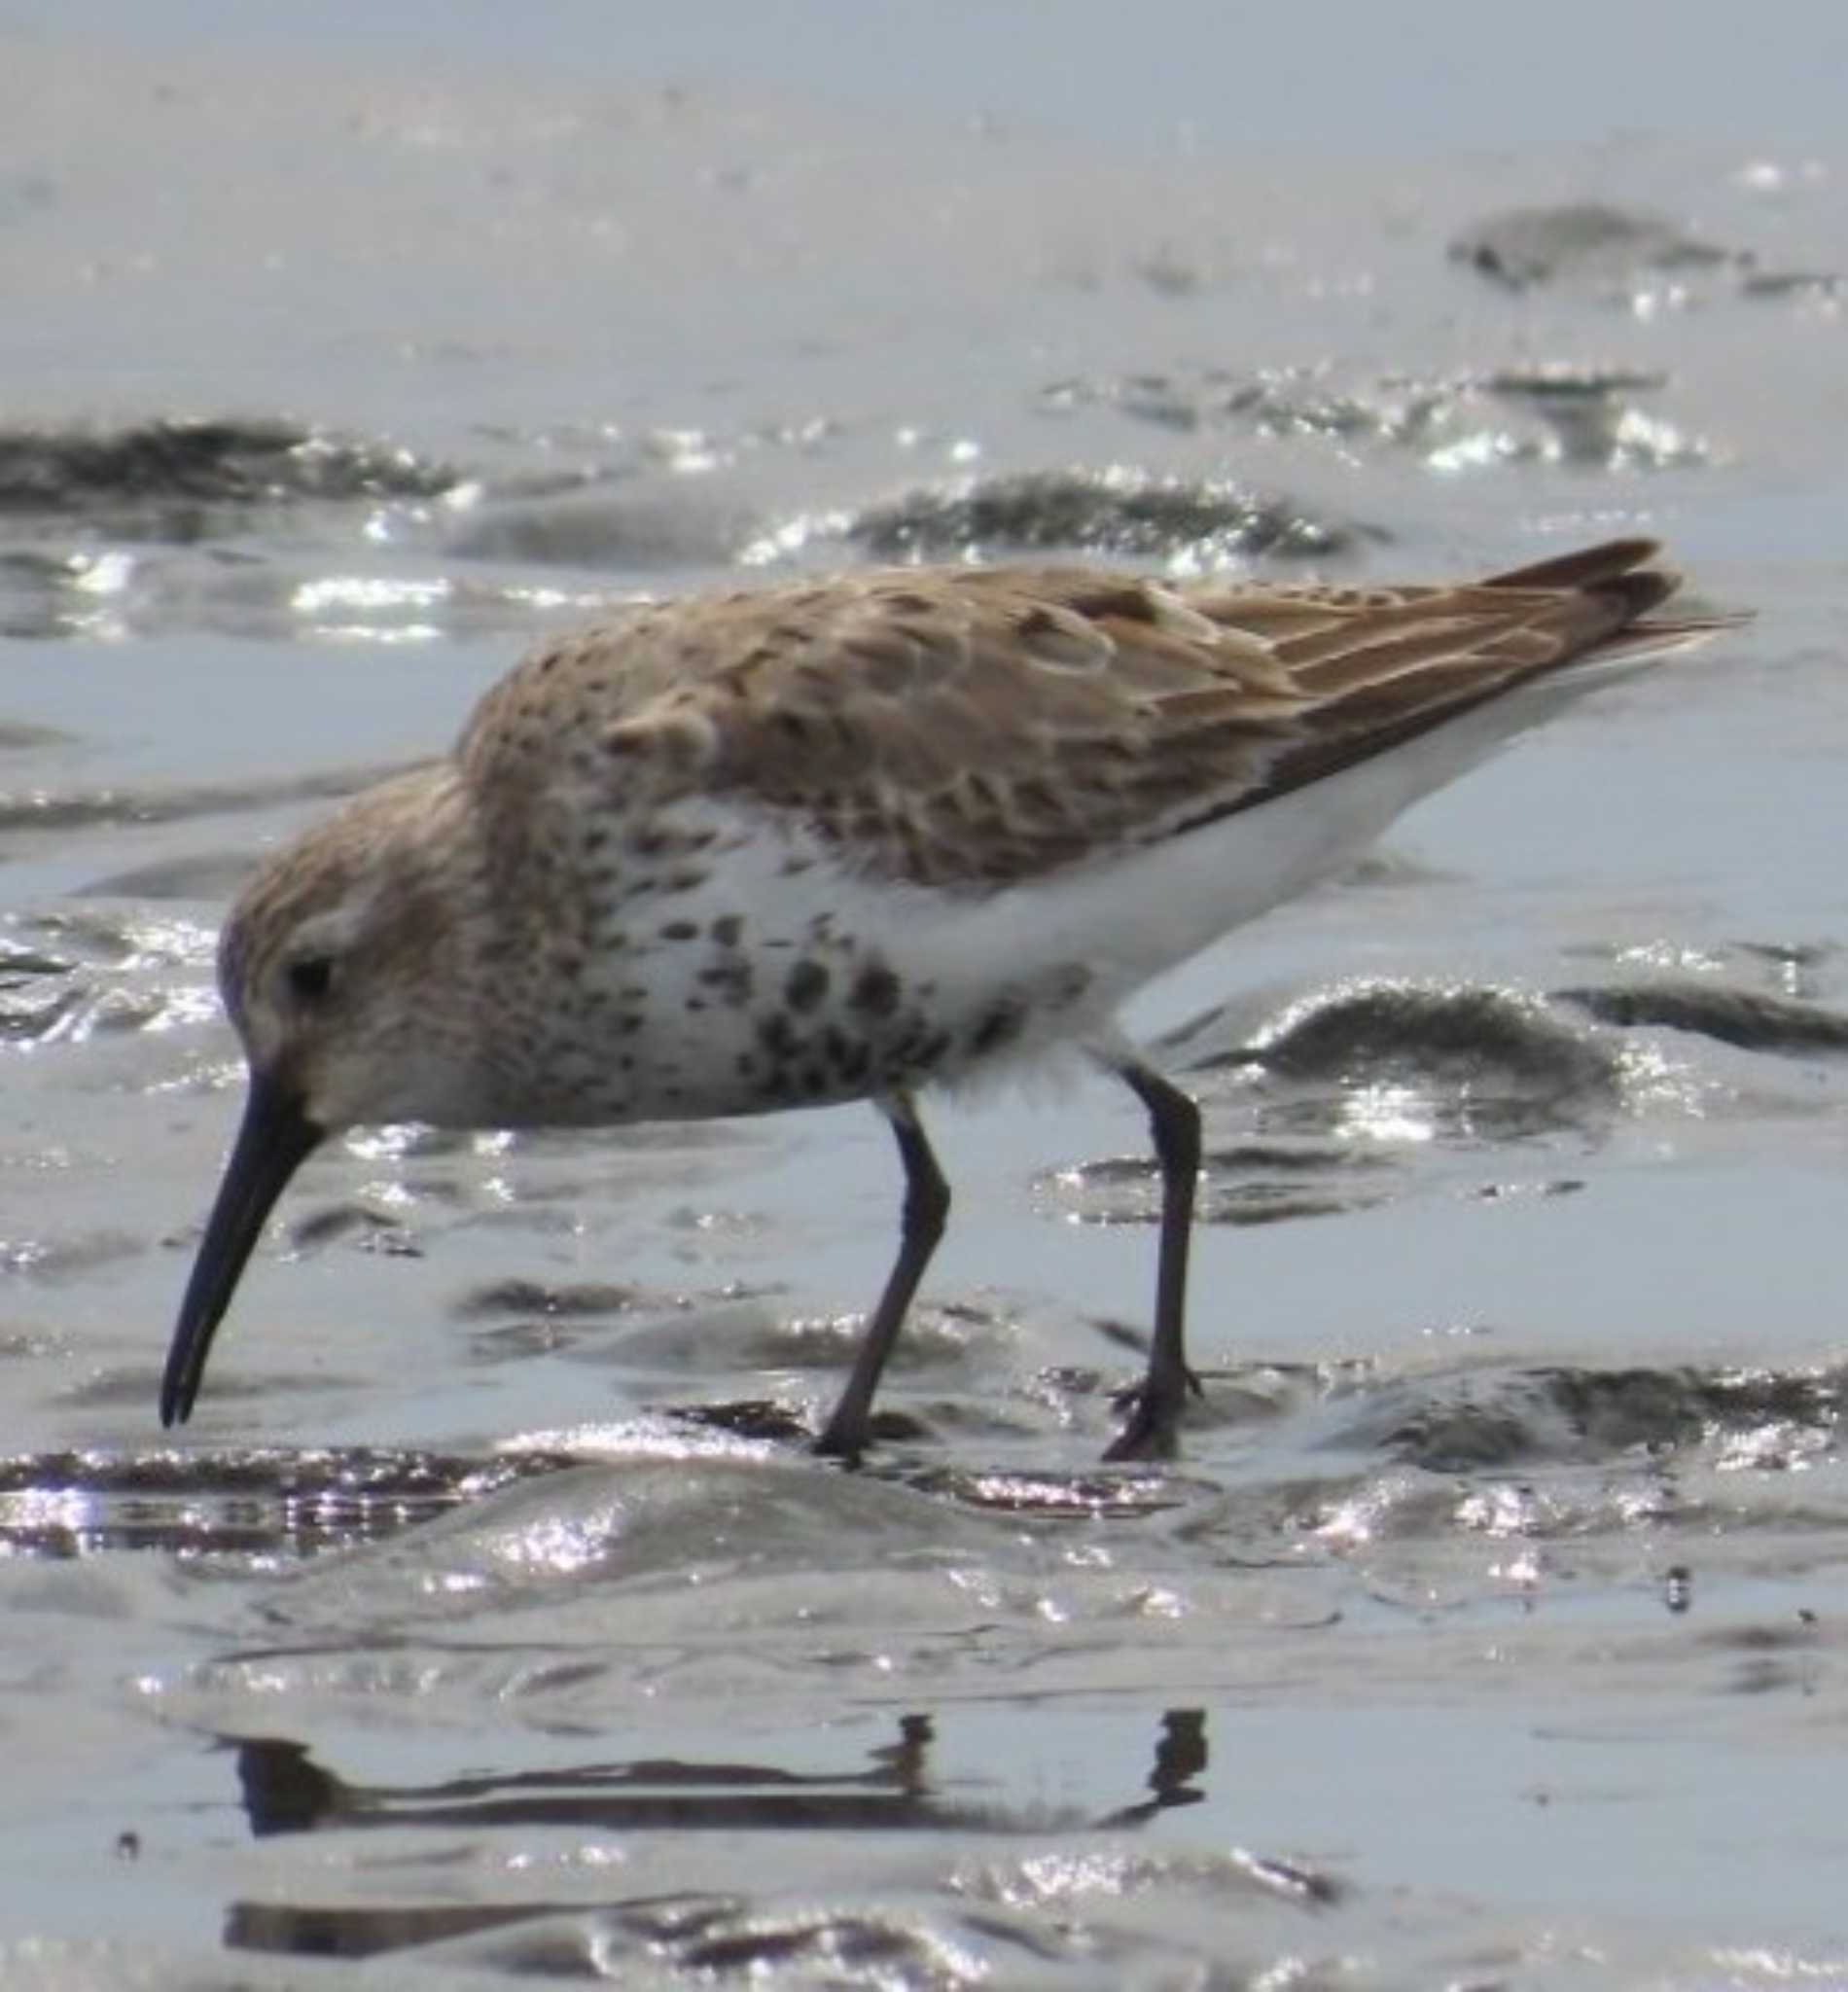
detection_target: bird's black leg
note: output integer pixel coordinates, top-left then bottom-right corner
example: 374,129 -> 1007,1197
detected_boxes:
813,1093 -> 949,1462
1103,1060 -> 1203,1462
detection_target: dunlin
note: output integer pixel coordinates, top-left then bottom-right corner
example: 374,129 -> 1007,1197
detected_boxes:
160,539 -> 1731,1460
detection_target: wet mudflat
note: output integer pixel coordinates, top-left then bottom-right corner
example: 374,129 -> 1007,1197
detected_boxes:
3,12 -> 1848,1985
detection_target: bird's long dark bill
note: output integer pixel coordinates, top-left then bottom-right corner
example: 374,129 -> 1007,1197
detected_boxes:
160,1074 -> 324,1428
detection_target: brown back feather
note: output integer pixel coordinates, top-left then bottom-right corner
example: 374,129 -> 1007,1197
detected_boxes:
458,541 -> 1739,890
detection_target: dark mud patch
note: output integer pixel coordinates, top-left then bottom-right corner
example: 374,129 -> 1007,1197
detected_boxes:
0,417 -> 454,536
1449,200 -> 1841,310
1041,361 -> 1711,472
1192,980 -> 1624,1140
1448,201 -> 1741,291
847,468 -> 1370,564
1332,1361 -> 1844,1477
0,1444 -> 568,1558
1555,978 -> 1848,1055
451,1277 -> 660,1322
1739,267 -> 1844,302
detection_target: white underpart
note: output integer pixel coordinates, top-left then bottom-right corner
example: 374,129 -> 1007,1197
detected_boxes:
891,648 -> 1669,1058
580,644 -> 1671,1121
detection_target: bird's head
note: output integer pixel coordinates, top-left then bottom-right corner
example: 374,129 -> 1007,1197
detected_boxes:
160,767 -> 482,1427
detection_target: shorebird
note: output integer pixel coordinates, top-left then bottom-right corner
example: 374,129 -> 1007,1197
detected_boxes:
159,538 -> 1731,1461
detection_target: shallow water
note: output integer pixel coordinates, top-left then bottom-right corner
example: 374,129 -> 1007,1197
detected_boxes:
2,13 -> 1848,1986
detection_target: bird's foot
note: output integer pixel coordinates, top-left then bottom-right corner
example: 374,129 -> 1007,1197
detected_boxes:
1103,1363 -> 1202,1463
811,1420 -> 868,1468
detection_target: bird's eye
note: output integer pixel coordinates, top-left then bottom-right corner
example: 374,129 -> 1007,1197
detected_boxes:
286,954 -> 336,1005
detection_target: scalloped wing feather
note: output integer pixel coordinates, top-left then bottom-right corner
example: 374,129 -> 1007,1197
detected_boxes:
457,541 -> 1732,889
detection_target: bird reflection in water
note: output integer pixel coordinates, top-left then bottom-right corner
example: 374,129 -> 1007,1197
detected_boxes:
220,1710 -> 1218,1962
